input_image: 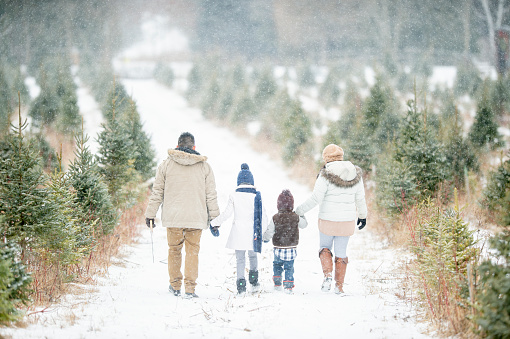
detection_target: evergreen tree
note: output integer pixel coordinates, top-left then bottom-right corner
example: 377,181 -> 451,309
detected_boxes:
201,77 -> 221,118
231,64 -> 246,88
0,117 -> 74,261
44,154 -> 87,266
262,89 -> 293,141
55,68 -> 81,135
29,79 -> 60,128
124,100 -> 156,182
0,242 -> 31,323
344,117 -> 376,173
490,77 -> 510,118
468,95 -> 502,150
364,75 -> 393,137
319,67 -> 340,108
254,69 -> 277,107
411,197 -> 479,328
375,142 -> 419,214
281,100 -> 312,164
322,81 -> 362,148
187,64 -> 203,102
218,87 -> 235,120
394,100 -> 450,198
230,87 -> 255,124
442,111 -> 478,187
482,157 -> 510,220
102,81 -> 130,123
96,114 -> 135,209
476,230 -> 510,337
68,127 -> 118,236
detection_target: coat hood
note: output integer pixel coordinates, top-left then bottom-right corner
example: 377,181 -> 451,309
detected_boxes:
321,161 -> 362,188
168,148 -> 208,166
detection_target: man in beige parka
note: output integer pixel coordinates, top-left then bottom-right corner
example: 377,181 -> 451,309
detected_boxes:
145,132 -> 220,298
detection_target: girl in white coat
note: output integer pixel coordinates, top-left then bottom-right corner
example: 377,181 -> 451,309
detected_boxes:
295,144 -> 367,294
210,164 -> 268,294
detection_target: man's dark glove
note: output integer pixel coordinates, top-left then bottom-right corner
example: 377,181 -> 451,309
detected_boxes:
357,218 -> 366,230
146,218 -> 156,228
210,225 -> 220,237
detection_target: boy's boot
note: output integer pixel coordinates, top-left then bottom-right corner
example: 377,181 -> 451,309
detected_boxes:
283,280 -> 294,294
273,276 -> 283,291
334,257 -> 348,294
248,270 -> 260,292
319,248 -> 333,292
237,278 -> 247,294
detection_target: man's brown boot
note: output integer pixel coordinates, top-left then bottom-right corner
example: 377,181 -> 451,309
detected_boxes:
319,248 -> 333,292
334,257 -> 348,294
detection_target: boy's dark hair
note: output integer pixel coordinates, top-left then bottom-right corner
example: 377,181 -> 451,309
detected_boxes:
178,132 -> 195,149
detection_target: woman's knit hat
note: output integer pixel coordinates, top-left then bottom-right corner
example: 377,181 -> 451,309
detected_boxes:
237,163 -> 254,186
277,189 -> 294,211
322,144 -> 344,163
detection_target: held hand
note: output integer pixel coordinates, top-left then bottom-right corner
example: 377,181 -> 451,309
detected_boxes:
357,218 -> 366,230
210,225 -> 220,237
146,218 -> 156,228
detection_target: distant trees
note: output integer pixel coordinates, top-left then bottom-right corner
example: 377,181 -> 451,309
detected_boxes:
29,60 -> 80,136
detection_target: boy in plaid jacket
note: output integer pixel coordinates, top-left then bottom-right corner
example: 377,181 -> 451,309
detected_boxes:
263,189 -> 307,293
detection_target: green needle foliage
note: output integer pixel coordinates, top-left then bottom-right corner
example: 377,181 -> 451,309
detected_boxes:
68,127 -> 118,236
44,156 -> 87,267
124,100 -> 156,182
481,157 -> 510,226
96,114 -> 136,209
0,242 -> 32,323
476,231 -> 510,338
394,100 -> 450,197
468,94 -> 502,150
411,195 -> 479,334
0,119 -> 55,254
281,100 -> 312,164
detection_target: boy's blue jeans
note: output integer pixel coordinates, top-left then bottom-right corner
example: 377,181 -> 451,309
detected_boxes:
273,256 -> 295,288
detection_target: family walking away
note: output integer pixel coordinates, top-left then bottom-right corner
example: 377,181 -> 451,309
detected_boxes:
145,132 -> 220,299
145,133 -> 367,297
295,144 -> 367,294
210,163 -> 268,294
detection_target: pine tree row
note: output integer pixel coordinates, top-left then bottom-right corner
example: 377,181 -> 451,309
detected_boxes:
0,63 -> 156,321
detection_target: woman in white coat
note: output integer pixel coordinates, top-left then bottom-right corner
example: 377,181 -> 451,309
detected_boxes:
210,164 -> 268,294
295,144 -> 367,294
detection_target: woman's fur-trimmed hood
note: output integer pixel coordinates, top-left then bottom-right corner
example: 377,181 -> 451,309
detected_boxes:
320,161 -> 362,188
168,148 -> 208,166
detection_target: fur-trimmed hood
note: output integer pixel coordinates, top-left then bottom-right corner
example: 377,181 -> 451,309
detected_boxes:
168,148 -> 208,166
320,161 -> 362,188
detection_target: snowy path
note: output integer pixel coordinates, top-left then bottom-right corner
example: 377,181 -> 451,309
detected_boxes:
3,79 -> 430,339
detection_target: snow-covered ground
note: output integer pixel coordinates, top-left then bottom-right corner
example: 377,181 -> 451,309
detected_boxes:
2,79 -> 431,339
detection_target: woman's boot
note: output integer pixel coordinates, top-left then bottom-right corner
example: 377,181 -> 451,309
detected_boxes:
334,257 -> 348,294
319,248 -> 333,292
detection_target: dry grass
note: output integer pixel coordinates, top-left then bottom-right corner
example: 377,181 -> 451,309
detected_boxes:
22,189 -> 150,314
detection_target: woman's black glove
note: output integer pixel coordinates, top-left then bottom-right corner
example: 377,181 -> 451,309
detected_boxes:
357,218 -> 366,230
210,225 -> 220,237
146,218 -> 156,228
